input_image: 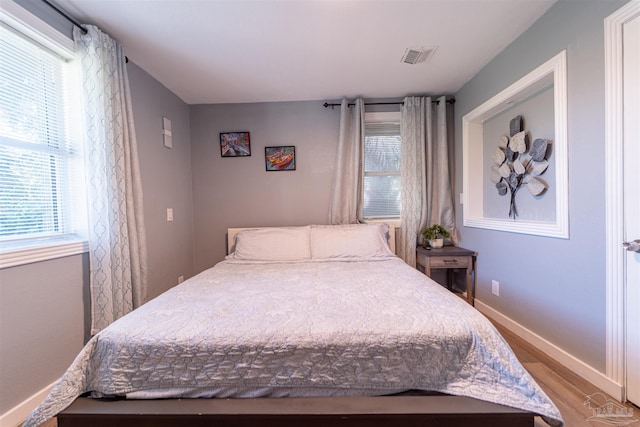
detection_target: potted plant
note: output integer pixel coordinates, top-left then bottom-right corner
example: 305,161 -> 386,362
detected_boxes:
421,224 -> 450,248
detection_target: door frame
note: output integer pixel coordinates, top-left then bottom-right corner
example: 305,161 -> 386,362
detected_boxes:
604,0 -> 640,402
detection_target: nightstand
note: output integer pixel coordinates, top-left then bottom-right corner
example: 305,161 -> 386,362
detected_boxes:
416,246 -> 477,306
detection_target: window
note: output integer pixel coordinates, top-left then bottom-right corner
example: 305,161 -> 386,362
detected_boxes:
362,112 -> 401,220
0,21 -> 85,266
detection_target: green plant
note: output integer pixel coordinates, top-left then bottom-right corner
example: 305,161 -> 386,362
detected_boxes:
421,224 -> 450,241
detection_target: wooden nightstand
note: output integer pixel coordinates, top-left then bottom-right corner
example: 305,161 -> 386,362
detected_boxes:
416,246 -> 477,306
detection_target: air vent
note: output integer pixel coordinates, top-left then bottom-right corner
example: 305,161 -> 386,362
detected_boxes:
401,47 -> 436,65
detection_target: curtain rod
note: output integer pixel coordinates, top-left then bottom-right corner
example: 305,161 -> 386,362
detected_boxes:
41,0 -> 130,62
323,99 -> 455,109
41,0 -> 87,34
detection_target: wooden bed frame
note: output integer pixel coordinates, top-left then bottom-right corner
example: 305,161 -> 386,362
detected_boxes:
58,395 -> 534,427
56,225 -> 537,427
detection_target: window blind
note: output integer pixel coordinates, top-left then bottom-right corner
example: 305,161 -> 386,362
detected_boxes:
0,23 -> 81,242
363,121 -> 401,219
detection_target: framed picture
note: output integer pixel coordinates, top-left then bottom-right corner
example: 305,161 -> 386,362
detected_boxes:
220,132 -> 251,157
265,146 -> 296,171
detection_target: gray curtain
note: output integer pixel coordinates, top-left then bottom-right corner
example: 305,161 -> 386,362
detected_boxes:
75,25 -> 148,334
329,99 -> 365,224
398,96 -> 456,267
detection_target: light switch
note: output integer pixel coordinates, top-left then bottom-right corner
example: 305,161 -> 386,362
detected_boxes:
166,208 -> 174,222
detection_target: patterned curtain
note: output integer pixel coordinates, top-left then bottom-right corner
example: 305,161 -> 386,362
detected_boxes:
329,99 -> 365,224
74,26 -> 148,334
398,96 -> 456,267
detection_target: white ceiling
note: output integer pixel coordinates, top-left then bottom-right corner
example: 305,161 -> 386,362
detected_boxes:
55,0 -> 557,105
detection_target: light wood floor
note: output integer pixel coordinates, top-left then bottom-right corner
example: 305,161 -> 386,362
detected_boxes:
494,323 -> 638,426
33,323 -> 638,427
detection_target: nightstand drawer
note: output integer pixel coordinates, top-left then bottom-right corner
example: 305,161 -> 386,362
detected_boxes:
427,256 -> 470,269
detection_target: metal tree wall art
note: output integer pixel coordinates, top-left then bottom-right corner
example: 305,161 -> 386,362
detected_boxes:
491,115 -> 551,219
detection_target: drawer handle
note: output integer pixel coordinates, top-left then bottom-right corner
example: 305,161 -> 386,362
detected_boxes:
443,259 -> 459,264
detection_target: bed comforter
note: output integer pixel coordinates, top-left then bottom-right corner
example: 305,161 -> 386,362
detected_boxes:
24,258 -> 563,426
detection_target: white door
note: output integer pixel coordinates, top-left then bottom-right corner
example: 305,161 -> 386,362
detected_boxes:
624,12 -> 640,406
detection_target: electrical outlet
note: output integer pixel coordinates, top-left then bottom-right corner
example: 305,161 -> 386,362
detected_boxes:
177,275 -> 184,284
492,280 -> 500,296
166,208 -> 174,222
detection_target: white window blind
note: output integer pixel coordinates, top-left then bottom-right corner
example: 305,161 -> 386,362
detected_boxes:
0,22 -> 83,247
362,119 -> 401,219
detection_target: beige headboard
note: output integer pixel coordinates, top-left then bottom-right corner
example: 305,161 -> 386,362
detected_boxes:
227,224 -> 397,255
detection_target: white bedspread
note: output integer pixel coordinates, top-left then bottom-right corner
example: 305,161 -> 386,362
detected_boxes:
24,258 -> 563,426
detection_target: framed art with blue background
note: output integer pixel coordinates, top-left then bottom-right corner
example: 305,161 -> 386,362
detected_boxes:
220,132 -> 251,157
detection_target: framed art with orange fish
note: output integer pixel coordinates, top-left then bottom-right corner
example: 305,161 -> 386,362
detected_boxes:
265,146 -> 296,171
220,132 -> 251,157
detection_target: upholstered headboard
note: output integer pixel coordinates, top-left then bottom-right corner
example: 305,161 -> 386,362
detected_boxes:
227,224 -> 397,256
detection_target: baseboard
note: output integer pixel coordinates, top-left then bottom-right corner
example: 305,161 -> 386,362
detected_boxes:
0,381 -> 55,427
475,300 -> 624,401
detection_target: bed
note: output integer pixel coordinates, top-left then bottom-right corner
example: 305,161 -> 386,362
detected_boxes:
24,223 -> 563,427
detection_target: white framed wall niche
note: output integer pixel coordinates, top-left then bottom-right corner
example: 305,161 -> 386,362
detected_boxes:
462,50 -> 568,239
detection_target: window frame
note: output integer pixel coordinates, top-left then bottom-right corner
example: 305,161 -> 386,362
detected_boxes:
361,111 -> 402,222
0,5 -> 87,269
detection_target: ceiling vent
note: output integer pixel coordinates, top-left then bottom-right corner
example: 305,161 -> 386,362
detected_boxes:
401,47 -> 436,65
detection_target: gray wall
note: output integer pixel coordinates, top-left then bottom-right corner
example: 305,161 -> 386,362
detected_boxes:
0,255 -> 89,412
453,0 -> 629,372
190,102 -> 340,273
128,62 -> 195,298
0,61 -> 193,415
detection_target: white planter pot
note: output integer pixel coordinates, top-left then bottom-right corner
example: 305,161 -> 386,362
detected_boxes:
429,238 -> 444,248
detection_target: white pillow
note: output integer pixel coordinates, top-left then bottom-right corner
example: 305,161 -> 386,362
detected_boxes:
230,226 -> 311,261
310,224 -> 394,260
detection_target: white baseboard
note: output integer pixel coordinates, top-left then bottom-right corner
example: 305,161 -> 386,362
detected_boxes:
0,381 -> 55,427
475,300 -> 624,401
